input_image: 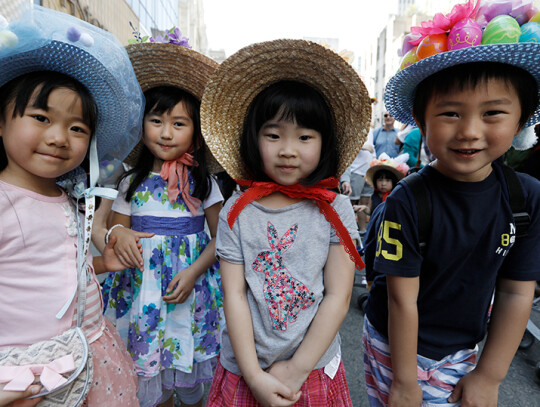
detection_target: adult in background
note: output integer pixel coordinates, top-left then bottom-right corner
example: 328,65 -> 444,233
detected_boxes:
372,111 -> 399,158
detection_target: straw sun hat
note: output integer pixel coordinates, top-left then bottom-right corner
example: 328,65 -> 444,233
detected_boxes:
124,42 -> 222,172
200,39 -> 372,180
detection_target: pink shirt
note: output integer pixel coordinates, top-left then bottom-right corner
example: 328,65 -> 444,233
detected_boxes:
0,180 -> 78,348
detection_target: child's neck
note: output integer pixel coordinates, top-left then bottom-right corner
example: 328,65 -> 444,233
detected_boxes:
256,191 -> 304,209
0,169 -> 62,197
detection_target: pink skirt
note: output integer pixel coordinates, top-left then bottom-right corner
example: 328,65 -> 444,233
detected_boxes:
206,359 -> 352,407
82,318 -> 139,406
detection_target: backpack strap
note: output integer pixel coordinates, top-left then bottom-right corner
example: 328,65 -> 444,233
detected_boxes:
500,164 -> 530,238
401,172 -> 431,255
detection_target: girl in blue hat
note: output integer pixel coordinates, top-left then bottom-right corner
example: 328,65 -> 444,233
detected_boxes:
363,1 -> 540,406
0,5 -> 144,406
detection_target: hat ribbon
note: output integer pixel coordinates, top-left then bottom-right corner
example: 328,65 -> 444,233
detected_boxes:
160,151 -> 201,216
0,355 -> 75,392
228,178 -> 365,270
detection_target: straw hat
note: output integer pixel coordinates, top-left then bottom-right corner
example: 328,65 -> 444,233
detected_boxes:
200,39 -> 372,180
124,42 -> 222,172
365,154 -> 409,187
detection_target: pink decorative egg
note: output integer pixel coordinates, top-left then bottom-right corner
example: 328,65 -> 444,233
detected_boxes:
448,18 -> 482,50
416,34 -> 448,60
399,47 -> 418,71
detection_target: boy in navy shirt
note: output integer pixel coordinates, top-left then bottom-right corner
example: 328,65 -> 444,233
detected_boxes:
363,2 -> 540,407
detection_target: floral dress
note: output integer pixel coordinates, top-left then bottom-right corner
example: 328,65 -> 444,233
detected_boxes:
102,172 -> 223,403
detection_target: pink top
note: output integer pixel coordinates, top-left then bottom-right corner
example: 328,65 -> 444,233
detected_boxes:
0,180 -> 79,348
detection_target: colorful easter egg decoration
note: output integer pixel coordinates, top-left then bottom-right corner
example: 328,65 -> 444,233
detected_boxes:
0,30 -> 18,48
481,15 -> 521,44
399,47 -> 418,70
519,21 -> 540,42
448,18 -> 482,50
529,10 -> 540,22
416,33 -> 447,60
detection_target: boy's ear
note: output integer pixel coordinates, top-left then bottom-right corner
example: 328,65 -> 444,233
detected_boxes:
412,114 -> 426,137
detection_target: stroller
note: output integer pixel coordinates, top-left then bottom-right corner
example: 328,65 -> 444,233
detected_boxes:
519,288 -> 540,380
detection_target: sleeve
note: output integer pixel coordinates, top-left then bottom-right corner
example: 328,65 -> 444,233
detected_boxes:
215,194 -> 244,264
111,176 -> 132,216
340,166 -> 352,184
203,176 -> 224,209
330,194 -> 360,244
372,184 -> 424,277
499,174 -> 540,281
402,130 -> 421,168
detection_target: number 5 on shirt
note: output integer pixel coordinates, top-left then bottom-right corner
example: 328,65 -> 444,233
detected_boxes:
375,220 -> 403,261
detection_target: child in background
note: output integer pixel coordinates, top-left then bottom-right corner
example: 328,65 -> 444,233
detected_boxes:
102,35 -> 223,407
364,1 -> 540,406
200,39 -> 371,406
0,6 -> 143,406
355,154 -> 409,216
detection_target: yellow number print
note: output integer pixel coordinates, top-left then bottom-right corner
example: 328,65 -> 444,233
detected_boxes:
376,220 -> 403,261
501,233 -> 510,247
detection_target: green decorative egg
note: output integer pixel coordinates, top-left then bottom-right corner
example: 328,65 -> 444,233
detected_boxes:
482,15 -> 521,44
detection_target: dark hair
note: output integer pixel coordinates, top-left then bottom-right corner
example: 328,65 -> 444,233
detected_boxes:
413,62 -> 538,133
0,71 -> 97,172
240,80 -> 338,185
122,86 -> 211,202
373,169 -> 398,190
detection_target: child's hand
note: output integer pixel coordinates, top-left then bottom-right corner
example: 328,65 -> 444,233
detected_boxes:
247,370 -> 301,407
388,380 -> 423,407
163,267 -> 197,304
448,369 -> 499,407
0,385 -> 43,407
111,227 -> 154,270
101,236 -> 129,272
340,181 -> 352,196
266,359 -> 309,395
352,204 -> 369,213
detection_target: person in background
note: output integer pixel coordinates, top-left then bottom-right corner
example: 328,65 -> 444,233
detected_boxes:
372,111 -> 399,158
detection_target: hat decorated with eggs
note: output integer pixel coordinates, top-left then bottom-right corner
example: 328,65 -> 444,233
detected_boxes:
385,0 -> 540,130
0,4 -> 144,186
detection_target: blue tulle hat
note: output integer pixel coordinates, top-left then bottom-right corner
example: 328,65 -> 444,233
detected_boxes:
0,4 -> 144,185
384,0 -> 540,149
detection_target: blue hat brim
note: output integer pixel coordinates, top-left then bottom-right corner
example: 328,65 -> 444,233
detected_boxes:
384,43 -> 540,127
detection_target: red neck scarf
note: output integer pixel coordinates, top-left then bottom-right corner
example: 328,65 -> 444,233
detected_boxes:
160,151 -> 201,216
227,177 -> 365,270
381,191 -> 391,202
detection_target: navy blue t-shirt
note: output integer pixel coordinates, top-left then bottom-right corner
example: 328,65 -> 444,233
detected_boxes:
366,163 -> 540,360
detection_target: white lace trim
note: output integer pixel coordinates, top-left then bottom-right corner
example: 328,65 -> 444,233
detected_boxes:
62,202 -> 77,237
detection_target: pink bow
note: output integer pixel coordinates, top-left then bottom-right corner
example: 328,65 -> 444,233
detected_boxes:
160,151 -> 201,216
0,355 -> 75,392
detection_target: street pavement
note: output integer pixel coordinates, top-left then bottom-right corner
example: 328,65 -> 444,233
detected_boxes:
342,285 -> 540,407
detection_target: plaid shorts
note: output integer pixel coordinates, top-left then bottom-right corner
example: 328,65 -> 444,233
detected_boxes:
206,358 -> 352,407
363,317 -> 478,407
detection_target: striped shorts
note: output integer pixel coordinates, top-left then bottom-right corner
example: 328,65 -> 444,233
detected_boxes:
362,317 -> 478,407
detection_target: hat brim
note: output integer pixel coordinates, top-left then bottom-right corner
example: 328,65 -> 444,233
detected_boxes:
384,43 -> 540,127
365,164 -> 406,187
125,43 -> 222,173
200,39 -> 372,180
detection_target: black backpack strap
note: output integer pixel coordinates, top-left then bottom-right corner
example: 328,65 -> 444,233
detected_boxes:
401,173 -> 431,255
500,164 -> 530,238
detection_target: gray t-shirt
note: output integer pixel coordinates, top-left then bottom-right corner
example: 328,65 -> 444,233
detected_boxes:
216,192 -> 359,375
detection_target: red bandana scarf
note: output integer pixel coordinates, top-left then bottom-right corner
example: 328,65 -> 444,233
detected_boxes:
160,151 -> 201,216
227,177 -> 365,270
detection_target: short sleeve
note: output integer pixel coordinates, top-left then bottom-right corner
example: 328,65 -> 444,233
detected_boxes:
111,176 -> 132,216
330,194 -> 360,244
373,184 -> 423,277
203,177 -> 224,209
499,174 -> 540,281
215,194 -> 244,264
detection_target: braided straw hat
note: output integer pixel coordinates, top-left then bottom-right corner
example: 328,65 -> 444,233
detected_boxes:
125,42 -> 222,172
200,39 -> 371,180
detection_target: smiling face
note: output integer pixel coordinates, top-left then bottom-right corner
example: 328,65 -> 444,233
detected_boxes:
143,101 -> 194,172
258,116 -> 322,186
0,86 -> 91,195
422,78 -> 521,182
